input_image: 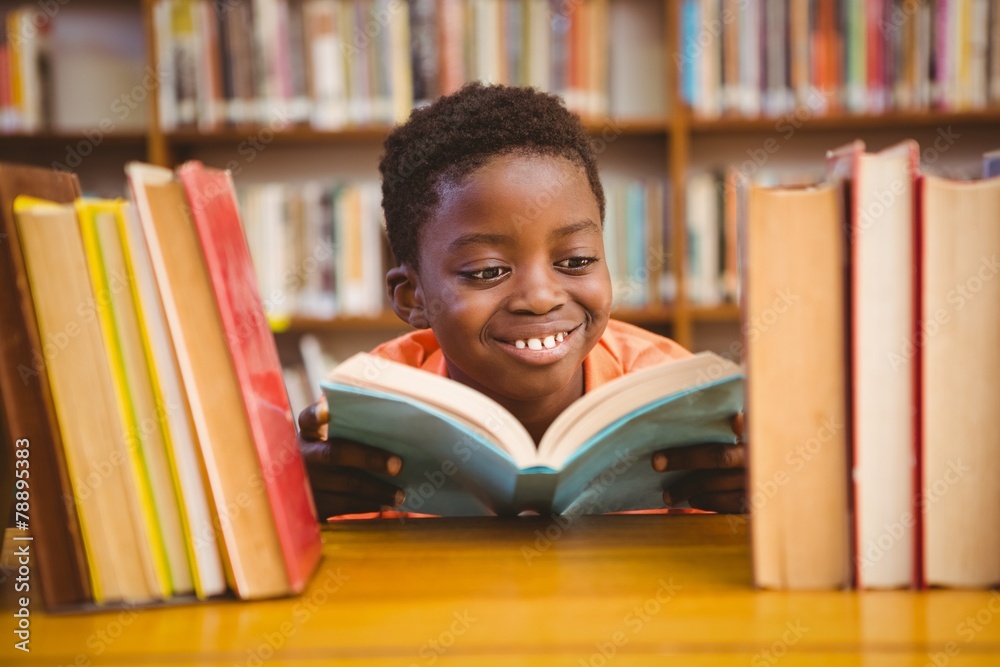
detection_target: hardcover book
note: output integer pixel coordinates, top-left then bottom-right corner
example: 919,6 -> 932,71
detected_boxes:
0,164 -> 91,608
323,351 -> 743,516
176,160 -> 322,594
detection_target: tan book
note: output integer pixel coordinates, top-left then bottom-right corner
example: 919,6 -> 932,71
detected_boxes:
921,174 -> 1000,588
14,197 -> 163,604
125,163 -> 289,599
744,181 -> 850,590
0,163 -> 91,609
76,199 -> 193,597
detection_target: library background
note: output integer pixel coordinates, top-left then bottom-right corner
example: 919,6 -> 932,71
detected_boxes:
1,0 -> 999,415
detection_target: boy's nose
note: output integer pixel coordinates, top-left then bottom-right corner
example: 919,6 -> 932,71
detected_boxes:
507,266 -> 567,315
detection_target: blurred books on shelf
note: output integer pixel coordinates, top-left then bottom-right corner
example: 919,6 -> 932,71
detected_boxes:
604,176 -> 672,309
237,180 -> 390,322
685,167 -> 825,308
679,0 -> 1000,118
0,5 -> 147,134
153,0 -> 669,131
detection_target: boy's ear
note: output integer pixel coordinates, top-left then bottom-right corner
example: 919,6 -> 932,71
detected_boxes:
386,263 -> 430,329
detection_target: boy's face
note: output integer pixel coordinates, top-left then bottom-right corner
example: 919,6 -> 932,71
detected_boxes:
404,153 -> 612,402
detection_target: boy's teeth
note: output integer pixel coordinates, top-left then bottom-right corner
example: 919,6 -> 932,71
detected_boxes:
512,331 -> 569,351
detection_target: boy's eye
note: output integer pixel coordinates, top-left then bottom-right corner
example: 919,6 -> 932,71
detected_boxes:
462,266 -> 510,281
555,256 -> 598,270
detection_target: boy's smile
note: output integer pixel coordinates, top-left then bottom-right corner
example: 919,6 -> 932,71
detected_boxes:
391,153 -> 612,437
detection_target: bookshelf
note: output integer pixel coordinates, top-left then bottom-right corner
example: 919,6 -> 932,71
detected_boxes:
2,0 -> 999,354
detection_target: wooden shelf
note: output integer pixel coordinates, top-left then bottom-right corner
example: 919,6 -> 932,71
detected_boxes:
274,312 -> 410,333
689,107 -> 1000,133
165,125 -> 393,144
273,307 -> 685,332
583,116 -> 671,135
612,304 -> 675,325
164,116 -> 670,146
0,130 -> 147,146
690,303 -> 741,322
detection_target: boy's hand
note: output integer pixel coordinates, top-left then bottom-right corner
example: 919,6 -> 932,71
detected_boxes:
298,396 -> 405,518
651,413 -> 746,514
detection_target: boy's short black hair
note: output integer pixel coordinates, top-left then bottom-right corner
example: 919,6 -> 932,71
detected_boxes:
379,83 -> 605,268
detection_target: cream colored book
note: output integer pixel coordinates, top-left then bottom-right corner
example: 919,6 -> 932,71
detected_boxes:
14,197 -> 163,603
744,180 -> 850,590
829,140 -> 920,590
76,198 -> 177,600
921,174 -> 1000,588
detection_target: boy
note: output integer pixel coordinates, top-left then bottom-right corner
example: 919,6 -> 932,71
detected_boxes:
299,84 -> 745,518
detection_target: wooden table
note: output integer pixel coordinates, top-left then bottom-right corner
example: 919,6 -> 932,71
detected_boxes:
2,514 -> 1000,665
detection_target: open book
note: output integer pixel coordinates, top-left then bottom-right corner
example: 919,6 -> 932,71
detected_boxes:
322,351 -> 743,516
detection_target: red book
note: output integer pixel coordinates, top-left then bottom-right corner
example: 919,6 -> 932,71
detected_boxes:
176,161 -> 321,594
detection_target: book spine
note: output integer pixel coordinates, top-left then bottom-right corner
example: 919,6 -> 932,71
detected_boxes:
217,0 -> 237,125
912,173 -> 925,590
77,202 -> 174,600
409,0 -> 438,106
680,0 -> 699,109
0,168 -> 92,609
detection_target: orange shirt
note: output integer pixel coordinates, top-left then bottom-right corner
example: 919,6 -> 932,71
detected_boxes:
369,319 -> 692,392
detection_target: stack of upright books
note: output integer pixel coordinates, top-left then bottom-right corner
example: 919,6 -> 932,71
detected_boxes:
0,161 -> 322,609
745,143 -> 1000,590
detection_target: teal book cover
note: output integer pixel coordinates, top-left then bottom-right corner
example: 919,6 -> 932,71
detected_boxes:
321,352 -> 744,516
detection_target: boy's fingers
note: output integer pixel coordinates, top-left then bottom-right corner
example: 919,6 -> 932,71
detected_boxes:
652,441 -> 746,472
307,468 -> 405,508
298,397 -> 329,441
301,438 -> 402,476
731,412 -> 744,440
664,469 -> 744,506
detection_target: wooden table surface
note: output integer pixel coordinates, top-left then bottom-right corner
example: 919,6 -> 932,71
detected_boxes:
2,514 -> 1000,666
